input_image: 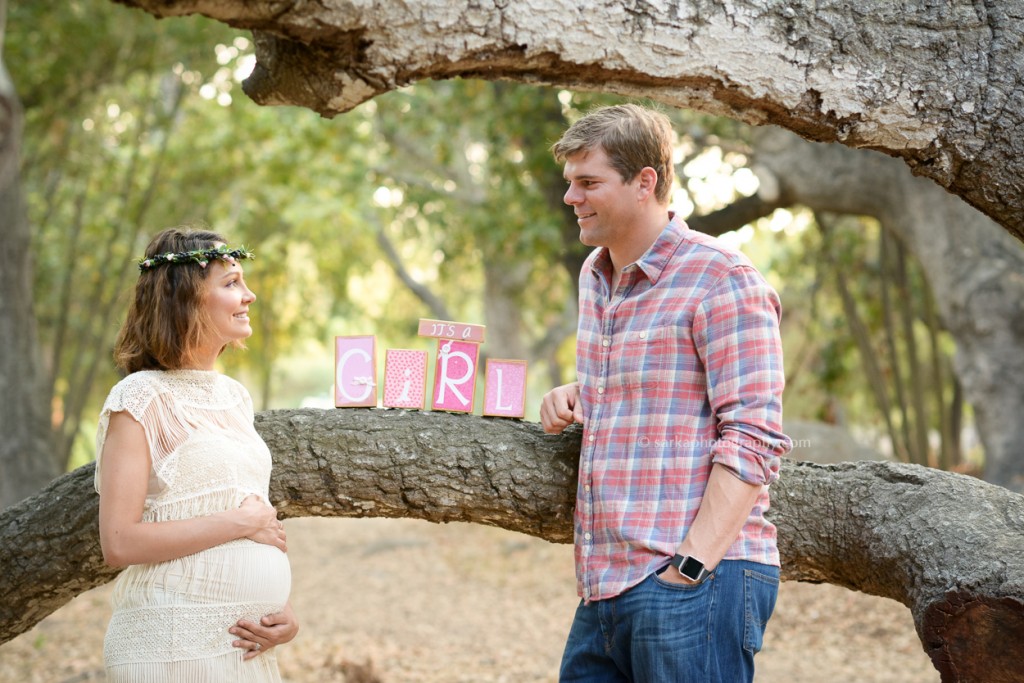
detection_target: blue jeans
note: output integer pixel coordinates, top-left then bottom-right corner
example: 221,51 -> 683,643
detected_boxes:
559,560 -> 779,683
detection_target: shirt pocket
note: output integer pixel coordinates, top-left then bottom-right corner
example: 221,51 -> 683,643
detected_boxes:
613,325 -> 679,390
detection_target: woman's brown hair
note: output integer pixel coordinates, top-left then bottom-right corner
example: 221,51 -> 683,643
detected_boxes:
114,227 -> 226,374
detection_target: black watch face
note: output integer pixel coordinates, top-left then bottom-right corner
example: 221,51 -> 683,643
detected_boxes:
680,556 -> 705,580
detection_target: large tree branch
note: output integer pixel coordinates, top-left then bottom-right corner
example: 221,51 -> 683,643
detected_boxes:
110,0 -> 1024,240
2,408 -> 1022,681
686,193 -> 784,237
773,458 -> 1024,682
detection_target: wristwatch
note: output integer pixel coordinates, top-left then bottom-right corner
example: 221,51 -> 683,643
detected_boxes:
671,553 -> 710,583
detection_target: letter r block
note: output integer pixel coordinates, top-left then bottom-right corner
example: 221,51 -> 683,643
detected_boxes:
431,339 -> 479,413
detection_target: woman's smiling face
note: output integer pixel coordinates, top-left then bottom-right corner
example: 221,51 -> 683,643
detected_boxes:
200,255 -> 256,353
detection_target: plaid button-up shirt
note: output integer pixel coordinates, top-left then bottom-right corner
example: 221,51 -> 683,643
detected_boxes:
574,214 -> 792,602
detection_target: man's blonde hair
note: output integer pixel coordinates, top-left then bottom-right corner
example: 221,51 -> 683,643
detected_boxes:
551,103 -> 675,204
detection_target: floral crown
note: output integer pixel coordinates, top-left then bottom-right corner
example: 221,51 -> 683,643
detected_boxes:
138,244 -> 254,272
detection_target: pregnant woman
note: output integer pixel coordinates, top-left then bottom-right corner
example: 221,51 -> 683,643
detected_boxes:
95,227 -> 298,682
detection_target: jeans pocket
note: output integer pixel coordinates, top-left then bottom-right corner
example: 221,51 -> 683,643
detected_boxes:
742,568 -> 779,654
652,567 -> 711,591
636,571 -> 713,655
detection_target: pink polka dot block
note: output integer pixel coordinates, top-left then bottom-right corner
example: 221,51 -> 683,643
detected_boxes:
383,349 -> 428,409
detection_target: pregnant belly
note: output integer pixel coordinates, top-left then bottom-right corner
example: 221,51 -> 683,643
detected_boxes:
113,538 -> 292,610
105,541 -> 292,664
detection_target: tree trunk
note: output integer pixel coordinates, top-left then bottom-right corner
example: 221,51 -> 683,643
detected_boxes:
0,38 -> 58,509
111,0 -> 1024,240
482,255 -> 530,362
2,408 -> 1023,681
750,127 -> 1024,491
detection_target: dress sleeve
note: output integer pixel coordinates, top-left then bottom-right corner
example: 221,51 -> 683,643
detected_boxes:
94,373 -> 162,494
693,265 -> 793,486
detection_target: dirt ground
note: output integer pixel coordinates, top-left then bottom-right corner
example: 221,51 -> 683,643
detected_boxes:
0,517 -> 938,683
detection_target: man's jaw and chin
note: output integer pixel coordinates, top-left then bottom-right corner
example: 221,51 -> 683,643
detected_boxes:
577,213 -> 602,247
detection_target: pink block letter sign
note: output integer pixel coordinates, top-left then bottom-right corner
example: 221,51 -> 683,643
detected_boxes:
431,339 -> 479,413
383,349 -> 428,409
483,360 -> 527,418
335,336 -> 377,407
417,318 -> 486,343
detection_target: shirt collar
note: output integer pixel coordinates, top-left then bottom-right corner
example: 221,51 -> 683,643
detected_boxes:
589,213 -> 688,286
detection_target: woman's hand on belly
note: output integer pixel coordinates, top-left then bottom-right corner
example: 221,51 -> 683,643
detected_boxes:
237,495 -> 288,553
230,601 -> 299,660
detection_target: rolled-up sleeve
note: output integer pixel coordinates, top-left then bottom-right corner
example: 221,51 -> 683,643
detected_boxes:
694,265 -> 792,486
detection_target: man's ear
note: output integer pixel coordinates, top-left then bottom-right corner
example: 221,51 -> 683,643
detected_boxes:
636,167 -> 658,201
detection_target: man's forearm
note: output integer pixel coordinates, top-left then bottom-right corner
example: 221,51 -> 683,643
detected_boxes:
675,463 -> 764,570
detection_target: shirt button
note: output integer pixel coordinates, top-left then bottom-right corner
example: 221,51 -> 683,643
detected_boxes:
597,386 -> 605,394
638,331 -> 647,340
584,485 -> 591,492
588,434 -> 595,442
602,338 -> 610,347
584,532 -> 592,540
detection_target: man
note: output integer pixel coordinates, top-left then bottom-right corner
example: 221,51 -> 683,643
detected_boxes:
540,103 -> 792,682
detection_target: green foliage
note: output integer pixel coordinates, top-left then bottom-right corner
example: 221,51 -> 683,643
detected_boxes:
9,2 -> 587,460
7,0 -> 966,472
368,80 -> 572,316
11,2 -> 248,463
762,213 -> 964,467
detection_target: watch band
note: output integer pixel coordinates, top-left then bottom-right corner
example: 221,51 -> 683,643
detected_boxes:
670,553 -> 710,583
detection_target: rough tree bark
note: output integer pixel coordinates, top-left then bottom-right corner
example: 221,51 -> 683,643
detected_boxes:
0,13 -> 59,510
749,128 -> 1024,492
110,0 -> 1024,240
2,408 -> 1023,682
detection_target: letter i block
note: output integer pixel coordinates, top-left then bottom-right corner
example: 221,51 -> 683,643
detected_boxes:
383,349 -> 428,409
483,359 -> 528,418
334,335 -> 378,407
431,339 -> 480,413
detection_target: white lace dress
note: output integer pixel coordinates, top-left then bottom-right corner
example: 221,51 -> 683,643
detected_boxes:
94,369 -> 291,683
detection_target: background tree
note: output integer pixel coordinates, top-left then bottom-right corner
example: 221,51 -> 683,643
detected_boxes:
3,3 -> 380,502
10,4 -> 251,488
115,0 -> 1024,238
5,1 -> 1024,679
747,127 -> 1024,489
6,0 -> 1023,499
0,0 -> 55,509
